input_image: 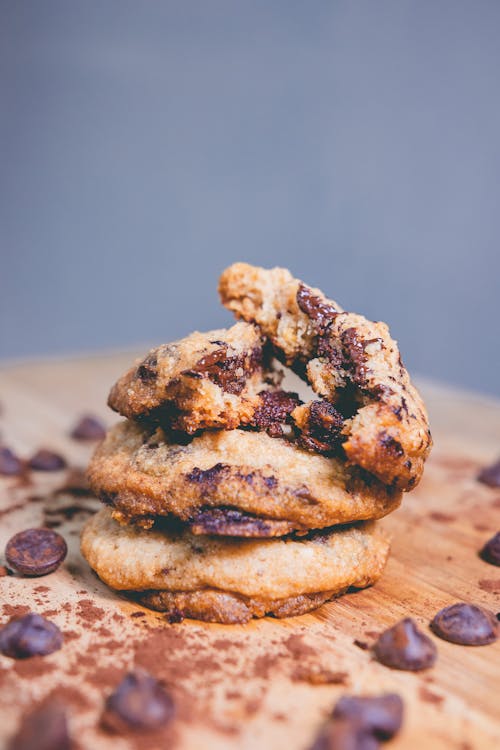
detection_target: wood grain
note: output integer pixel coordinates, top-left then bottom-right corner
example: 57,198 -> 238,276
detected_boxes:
0,353 -> 499,749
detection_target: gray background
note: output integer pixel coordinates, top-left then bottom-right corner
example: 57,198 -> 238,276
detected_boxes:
1,2 -> 499,396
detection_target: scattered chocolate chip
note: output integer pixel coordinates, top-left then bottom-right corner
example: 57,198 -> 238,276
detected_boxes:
477,458 -> 500,487
103,671 -> 175,732
7,698 -> 71,750
28,450 -> 67,472
480,532 -> 500,566
309,718 -> 379,750
0,447 -> 23,476
333,694 -> 404,740
373,618 -> 437,671
70,415 -> 106,441
430,603 -> 498,646
0,613 -> 63,658
0,565 -> 12,577
5,528 -> 67,576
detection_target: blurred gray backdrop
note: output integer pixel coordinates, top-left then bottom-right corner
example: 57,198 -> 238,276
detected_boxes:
1,2 -> 499,396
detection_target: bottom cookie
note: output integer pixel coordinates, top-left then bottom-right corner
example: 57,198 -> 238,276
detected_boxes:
81,508 -> 391,624
134,588 -> 344,624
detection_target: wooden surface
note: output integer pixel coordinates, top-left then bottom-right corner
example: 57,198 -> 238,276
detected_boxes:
0,352 -> 499,750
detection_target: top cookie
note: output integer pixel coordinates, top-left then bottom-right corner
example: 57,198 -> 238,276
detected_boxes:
108,322 -> 266,434
219,263 -> 432,490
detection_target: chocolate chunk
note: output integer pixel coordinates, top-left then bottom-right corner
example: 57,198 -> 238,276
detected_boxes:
309,719 -> 380,750
373,618 -> 437,671
480,532 -> 500,566
430,603 -> 498,646
296,283 -> 338,332
166,609 -> 184,624
103,671 -> 175,732
5,528 -> 67,576
333,694 -> 404,740
7,699 -> 71,750
0,613 -> 63,658
477,458 -> 500,487
186,463 -> 227,487
251,390 -> 302,437
29,450 -> 67,472
297,400 -> 344,454
0,446 -> 23,476
185,345 -> 262,396
70,415 -> 106,441
137,354 -> 158,382
189,507 -> 295,538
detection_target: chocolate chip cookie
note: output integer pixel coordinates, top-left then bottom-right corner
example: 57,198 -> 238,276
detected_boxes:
108,322 -> 267,434
219,263 -> 432,489
81,508 -> 391,623
87,420 -> 401,531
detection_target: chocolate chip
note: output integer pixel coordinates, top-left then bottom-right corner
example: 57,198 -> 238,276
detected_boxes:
333,694 -> 404,740
166,609 -> 184,624
373,618 -> 437,671
250,390 -> 302,437
477,458 -> 500,487
430,603 -> 498,646
296,283 -> 338,332
0,446 -> 23,476
189,507 -> 295,538
0,613 -> 63,658
296,400 -> 344,454
7,699 -> 71,750
480,532 -> 500,566
103,671 -> 175,732
5,528 -> 67,576
70,415 -> 106,441
137,354 -> 158,382
28,450 -> 67,472
309,718 -> 380,750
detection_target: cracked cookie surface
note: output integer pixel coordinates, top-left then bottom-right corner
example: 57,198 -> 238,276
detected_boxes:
219,263 -> 432,489
81,508 -> 390,623
108,322 -> 266,434
87,421 -> 401,531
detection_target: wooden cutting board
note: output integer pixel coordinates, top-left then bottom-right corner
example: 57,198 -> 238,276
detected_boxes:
0,352 -> 499,750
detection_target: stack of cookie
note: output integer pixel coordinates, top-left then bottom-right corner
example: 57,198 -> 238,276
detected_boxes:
81,264 -> 431,624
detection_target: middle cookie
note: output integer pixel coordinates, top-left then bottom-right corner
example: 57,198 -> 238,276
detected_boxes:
88,420 -> 402,533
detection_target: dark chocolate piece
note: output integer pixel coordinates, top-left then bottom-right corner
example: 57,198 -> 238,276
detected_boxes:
0,447 -> 23,476
309,718 -> 380,750
7,699 -> 71,750
0,613 -> 63,658
373,618 -> 437,671
184,345 -> 262,396
480,532 -> 500,566
103,671 -> 175,732
250,390 -> 301,437
477,458 -> 500,487
29,450 -> 67,472
296,283 -> 338,332
332,694 -> 403,740
189,507 -> 295,538
430,603 -> 498,646
5,528 -> 67,576
70,415 -> 106,441
296,400 -> 344,454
